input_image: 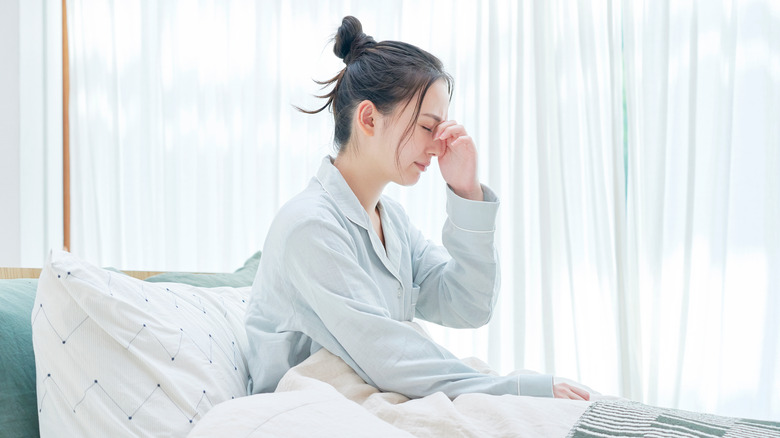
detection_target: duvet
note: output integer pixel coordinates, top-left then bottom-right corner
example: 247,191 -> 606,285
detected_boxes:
188,347 -> 613,437
188,341 -> 780,437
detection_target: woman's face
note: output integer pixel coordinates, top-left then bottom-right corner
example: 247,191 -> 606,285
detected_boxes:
379,79 -> 450,186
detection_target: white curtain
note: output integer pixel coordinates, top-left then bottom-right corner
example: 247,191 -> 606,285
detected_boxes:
65,0 -> 778,419
413,0 -> 628,403
18,0 -> 64,267
623,0 -> 780,419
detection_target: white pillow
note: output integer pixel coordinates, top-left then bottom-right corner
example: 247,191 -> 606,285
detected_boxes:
32,250 -> 251,437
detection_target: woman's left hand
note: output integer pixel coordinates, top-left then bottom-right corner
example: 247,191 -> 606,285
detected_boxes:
434,121 -> 483,201
553,382 -> 591,401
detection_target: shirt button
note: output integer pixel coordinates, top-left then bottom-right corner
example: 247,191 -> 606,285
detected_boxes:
397,285 -> 402,298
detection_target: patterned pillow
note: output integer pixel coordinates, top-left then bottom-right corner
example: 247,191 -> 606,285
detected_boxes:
31,250 -> 250,437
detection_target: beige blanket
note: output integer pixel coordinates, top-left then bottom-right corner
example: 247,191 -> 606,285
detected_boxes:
190,346 -> 619,437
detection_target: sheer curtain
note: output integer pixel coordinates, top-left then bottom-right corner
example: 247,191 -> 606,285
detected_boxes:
65,0 -> 778,419
411,0 -> 627,401
623,0 -> 779,419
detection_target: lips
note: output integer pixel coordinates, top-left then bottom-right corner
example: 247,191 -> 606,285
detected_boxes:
415,162 -> 429,172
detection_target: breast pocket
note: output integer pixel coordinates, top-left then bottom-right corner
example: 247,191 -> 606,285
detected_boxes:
408,284 -> 421,320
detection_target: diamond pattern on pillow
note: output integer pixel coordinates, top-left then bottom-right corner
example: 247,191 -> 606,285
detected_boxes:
32,250 -> 251,437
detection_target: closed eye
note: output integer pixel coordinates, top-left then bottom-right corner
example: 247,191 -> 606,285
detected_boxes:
420,126 -> 433,132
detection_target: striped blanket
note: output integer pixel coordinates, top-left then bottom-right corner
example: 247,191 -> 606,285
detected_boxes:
568,400 -> 780,437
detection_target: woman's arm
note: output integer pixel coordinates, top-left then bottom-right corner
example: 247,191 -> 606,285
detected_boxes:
403,119 -> 500,327
409,184 -> 501,328
282,218 -> 552,399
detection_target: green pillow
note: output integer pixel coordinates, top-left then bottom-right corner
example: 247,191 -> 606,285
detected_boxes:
144,250 -> 261,287
0,278 -> 41,438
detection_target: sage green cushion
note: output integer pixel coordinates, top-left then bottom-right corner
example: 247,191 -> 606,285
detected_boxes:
0,278 -> 40,438
144,250 -> 261,287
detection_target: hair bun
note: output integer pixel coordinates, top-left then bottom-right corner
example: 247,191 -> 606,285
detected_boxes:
333,16 -> 375,65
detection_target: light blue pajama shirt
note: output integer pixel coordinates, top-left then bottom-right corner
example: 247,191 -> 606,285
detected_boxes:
244,156 -> 554,399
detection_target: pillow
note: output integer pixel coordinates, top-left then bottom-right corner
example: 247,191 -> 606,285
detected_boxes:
0,253 -> 260,438
32,250 -> 251,437
145,251 -> 261,287
0,278 -> 41,438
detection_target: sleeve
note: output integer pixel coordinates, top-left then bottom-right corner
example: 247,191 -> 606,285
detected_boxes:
410,184 -> 502,328
283,217 -> 553,399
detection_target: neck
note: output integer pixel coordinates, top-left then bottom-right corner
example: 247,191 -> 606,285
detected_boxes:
333,151 -> 387,215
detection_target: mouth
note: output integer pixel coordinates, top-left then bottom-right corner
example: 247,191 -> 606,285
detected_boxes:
415,162 -> 429,172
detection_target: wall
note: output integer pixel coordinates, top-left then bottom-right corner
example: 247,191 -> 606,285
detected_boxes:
0,0 -> 21,266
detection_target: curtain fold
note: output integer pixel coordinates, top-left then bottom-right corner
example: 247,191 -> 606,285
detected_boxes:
623,0 -> 779,419
65,0 -> 778,419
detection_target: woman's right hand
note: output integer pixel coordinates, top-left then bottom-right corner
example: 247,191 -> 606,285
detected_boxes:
553,382 -> 590,400
433,120 -> 483,201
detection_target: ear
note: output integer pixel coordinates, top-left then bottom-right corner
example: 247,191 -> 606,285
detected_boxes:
355,100 -> 377,137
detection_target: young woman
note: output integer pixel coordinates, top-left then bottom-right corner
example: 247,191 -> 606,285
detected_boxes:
245,16 -> 589,402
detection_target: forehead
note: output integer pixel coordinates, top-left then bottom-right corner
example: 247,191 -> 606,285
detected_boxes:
420,80 -> 449,119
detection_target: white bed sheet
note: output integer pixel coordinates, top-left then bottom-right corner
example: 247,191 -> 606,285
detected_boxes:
189,346 -> 621,437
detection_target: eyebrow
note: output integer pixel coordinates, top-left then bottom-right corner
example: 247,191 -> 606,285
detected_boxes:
421,113 -> 442,123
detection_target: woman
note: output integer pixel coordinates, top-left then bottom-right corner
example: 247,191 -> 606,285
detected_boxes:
245,16 -> 589,401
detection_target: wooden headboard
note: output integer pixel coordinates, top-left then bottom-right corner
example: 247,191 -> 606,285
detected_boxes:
0,267 -> 164,281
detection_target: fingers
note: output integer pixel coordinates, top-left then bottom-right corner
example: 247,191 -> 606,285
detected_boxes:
432,120 -> 457,140
553,382 -> 590,401
449,135 -> 473,148
571,386 -> 591,401
434,120 -> 473,157
434,120 -> 467,142
432,120 -> 470,161
437,135 -> 474,162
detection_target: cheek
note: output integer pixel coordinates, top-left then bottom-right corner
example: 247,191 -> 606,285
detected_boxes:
411,130 -> 432,151
392,128 -> 429,166
398,139 -> 423,165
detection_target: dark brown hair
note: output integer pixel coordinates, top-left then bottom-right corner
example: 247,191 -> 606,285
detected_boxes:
298,16 -> 453,155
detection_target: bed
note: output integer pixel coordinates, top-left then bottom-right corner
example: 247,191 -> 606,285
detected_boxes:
1,250 -> 778,437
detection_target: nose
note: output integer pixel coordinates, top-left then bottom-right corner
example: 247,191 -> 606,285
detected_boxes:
428,137 -> 445,157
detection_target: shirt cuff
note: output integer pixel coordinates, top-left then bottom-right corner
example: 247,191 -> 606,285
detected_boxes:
445,184 -> 500,232
516,374 -> 554,397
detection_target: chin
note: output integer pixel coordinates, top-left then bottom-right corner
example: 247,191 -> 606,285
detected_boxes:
396,172 -> 422,187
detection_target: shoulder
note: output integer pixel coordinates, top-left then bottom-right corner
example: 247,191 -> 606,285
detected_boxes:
276,180 -> 348,227
265,180 -> 356,255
